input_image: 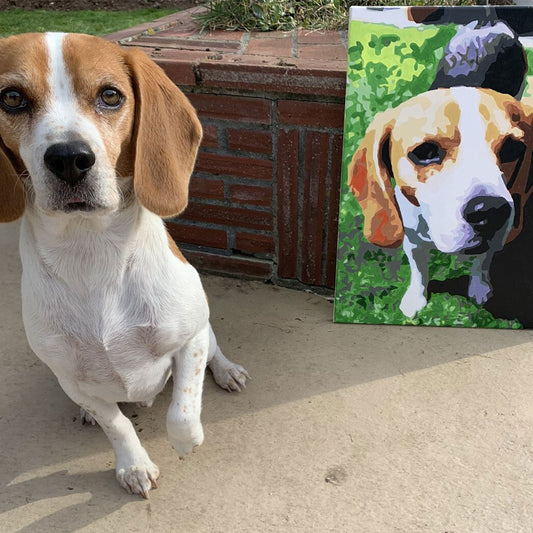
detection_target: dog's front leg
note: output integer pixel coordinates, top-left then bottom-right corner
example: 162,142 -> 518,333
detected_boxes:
468,252 -> 493,304
400,235 -> 431,318
167,326 -> 209,457
57,378 -> 159,498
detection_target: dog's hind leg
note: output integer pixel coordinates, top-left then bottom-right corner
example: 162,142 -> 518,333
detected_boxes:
207,323 -> 249,392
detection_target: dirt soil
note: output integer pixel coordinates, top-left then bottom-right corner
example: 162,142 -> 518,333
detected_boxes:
0,0 -> 198,11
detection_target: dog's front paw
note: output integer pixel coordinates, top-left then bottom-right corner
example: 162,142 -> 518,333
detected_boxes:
167,422 -> 204,458
116,460 -> 160,499
468,277 -> 492,304
400,289 -> 427,318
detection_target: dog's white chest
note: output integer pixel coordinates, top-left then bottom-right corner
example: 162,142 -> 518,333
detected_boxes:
19,215 -> 208,402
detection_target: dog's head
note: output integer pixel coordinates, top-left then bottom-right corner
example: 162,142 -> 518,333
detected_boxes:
0,32 -> 202,222
348,87 -> 533,254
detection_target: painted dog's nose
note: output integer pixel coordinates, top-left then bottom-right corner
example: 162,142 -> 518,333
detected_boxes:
463,196 -> 512,237
44,141 -> 96,186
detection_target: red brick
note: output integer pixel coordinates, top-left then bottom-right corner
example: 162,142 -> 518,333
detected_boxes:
187,93 -> 271,124
152,56 -> 198,86
200,30 -> 245,42
301,131 -> 329,285
184,250 -> 273,279
181,202 -> 273,231
253,30 -> 294,40
235,232 -> 275,255
297,30 -> 344,45
137,36 -> 242,53
167,223 -> 228,249
189,177 -> 225,200
325,133 -> 343,289
201,125 -> 218,149
298,44 -> 347,61
277,129 -> 300,280
245,37 -> 293,58
278,100 -> 345,129
226,129 -> 272,155
195,152 -> 273,181
230,184 -> 272,206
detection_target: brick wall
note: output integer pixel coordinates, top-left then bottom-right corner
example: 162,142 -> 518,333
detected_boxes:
167,92 -> 344,288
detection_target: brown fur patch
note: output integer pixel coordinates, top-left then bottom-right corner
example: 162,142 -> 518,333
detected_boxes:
166,230 -> 188,263
125,47 -> 202,218
0,33 -> 51,221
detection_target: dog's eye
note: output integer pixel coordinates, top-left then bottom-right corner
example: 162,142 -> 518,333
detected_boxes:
499,137 -> 526,164
0,88 -> 29,113
98,88 -> 124,109
408,142 -> 445,166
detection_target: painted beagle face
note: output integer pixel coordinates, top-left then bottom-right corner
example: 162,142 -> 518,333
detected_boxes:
0,33 -> 135,215
349,87 -> 533,254
0,32 -> 202,222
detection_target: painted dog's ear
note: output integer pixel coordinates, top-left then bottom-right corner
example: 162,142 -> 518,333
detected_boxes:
347,108 -> 404,248
126,48 -> 202,218
0,137 -> 25,222
503,99 -> 533,243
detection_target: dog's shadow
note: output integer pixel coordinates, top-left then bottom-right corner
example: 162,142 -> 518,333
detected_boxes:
0,377 -> 157,529
2,470 -> 137,533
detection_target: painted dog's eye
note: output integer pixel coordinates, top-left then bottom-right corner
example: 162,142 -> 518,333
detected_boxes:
0,88 -> 29,113
98,87 -> 124,109
408,142 -> 445,166
499,137 -> 526,164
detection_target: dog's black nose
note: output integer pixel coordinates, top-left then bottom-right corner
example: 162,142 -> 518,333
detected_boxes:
44,141 -> 96,186
463,196 -> 512,237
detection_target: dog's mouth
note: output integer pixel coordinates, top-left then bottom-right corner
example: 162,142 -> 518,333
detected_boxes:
61,196 -> 92,212
59,196 -> 106,213
460,239 -> 491,255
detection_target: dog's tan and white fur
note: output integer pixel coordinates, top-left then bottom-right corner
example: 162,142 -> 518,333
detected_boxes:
0,32 -> 248,498
348,87 -> 533,317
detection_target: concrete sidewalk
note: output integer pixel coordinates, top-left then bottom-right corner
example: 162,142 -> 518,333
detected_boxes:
1,219 -> 533,532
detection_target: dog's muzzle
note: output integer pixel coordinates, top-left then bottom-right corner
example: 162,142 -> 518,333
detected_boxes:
461,195 -> 512,253
43,141 -> 98,212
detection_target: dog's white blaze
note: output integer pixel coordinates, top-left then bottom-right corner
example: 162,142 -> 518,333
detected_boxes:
453,87 -> 487,158
45,32 -> 77,127
451,87 -> 502,190
43,32 -> 105,149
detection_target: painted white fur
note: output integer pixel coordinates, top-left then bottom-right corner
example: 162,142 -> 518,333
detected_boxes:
5,33 -> 248,498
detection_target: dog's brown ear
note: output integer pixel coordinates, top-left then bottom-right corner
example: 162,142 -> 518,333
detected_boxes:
347,109 -> 404,248
0,138 -> 25,222
503,99 -> 533,243
126,48 -> 202,218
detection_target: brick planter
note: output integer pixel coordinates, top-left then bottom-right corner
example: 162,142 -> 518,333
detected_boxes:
108,7 -> 347,289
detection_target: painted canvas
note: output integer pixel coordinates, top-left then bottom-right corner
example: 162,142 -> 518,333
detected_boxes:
334,6 -> 533,328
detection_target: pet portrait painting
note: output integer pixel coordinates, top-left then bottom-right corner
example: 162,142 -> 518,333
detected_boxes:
335,6 -> 533,328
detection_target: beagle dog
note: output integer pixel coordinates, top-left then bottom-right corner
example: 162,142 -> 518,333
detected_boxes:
348,86 -> 533,318
0,33 -> 248,498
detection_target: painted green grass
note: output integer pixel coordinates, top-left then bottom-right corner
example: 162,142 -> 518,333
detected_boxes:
0,8 -> 178,37
334,19 -> 523,329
